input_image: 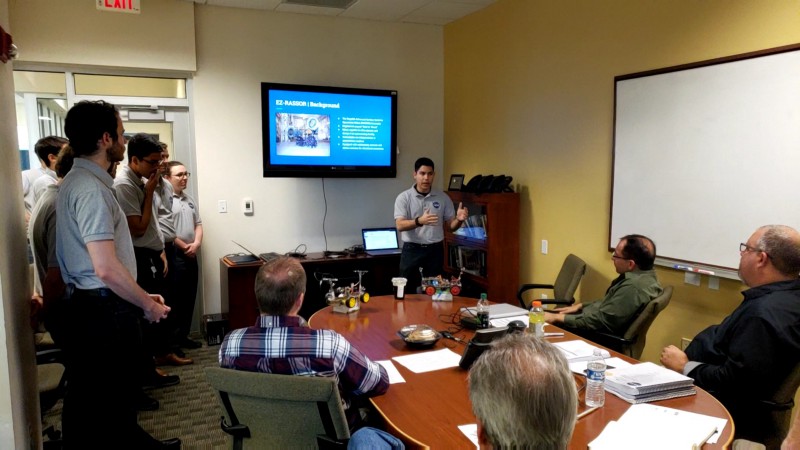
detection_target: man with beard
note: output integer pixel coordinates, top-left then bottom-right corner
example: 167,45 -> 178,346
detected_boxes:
661,225 -> 800,445
56,101 -> 179,449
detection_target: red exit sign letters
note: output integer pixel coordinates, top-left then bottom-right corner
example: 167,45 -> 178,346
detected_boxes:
96,0 -> 141,14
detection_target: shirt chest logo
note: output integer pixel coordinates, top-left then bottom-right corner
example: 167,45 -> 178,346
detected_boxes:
432,201 -> 441,209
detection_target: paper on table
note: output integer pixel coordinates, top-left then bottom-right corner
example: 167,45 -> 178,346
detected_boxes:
457,424 -> 480,449
376,360 -> 405,384
489,314 -> 529,328
568,357 -> 633,375
554,340 -> 611,362
588,403 -> 728,449
392,348 -> 462,373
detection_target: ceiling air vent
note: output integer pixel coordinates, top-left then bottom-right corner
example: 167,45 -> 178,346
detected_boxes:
281,0 -> 356,9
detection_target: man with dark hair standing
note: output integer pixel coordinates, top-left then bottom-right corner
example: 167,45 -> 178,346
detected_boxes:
22,135 -> 67,221
544,234 -> 662,335
469,333 -> 577,449
57,101 -> 179,449
220,256 -> 389,426
394,157 -> 468,288
114,133 -> 192,366
662,225 -> 800,445
30,135 -> 69,207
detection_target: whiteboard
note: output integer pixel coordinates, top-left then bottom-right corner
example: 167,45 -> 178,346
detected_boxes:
610,45 -> 800,272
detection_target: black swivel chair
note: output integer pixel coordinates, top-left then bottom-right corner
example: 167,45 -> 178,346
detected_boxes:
517,254 -> 587,309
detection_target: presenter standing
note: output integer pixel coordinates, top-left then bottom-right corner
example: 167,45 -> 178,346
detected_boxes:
394,157 -> 468,289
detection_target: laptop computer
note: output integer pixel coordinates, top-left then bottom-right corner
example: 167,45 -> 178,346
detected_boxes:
229,240 -> 263,264
362,228 -> 402,256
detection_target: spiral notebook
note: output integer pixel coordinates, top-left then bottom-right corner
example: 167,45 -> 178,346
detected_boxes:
605,362 -> 694,396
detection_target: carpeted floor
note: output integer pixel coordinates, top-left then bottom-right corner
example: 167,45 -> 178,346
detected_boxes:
43,338 -> 231,449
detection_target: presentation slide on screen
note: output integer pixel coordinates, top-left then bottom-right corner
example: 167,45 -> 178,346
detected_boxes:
268,89 -> 393,167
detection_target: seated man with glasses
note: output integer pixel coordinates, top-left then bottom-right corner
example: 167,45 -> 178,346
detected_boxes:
661,225 -> 800,445
544,234 -> 663,336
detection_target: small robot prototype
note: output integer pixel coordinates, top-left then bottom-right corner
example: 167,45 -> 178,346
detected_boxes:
420,268 -> 463,301
322,270 -> 370,314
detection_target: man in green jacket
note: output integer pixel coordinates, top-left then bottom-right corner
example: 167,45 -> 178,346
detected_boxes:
544,234 -> 662,336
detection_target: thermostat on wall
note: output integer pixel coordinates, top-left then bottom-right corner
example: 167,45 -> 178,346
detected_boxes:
243,198 -> 254,216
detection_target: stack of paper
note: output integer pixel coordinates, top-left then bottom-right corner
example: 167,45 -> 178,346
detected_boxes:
588,403 -> 727,450
553,340 -> 611,363
604,362 -> 696,404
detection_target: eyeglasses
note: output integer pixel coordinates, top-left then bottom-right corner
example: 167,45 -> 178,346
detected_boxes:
740,243 -> 770,258
172,172 -> 191,178
611,253 -> 629,260
141,158 -> 163,166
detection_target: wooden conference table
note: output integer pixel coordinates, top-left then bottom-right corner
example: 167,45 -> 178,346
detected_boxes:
309,295 -> 734,449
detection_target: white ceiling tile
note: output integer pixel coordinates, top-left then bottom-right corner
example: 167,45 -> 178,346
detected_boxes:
207,0 -> 283,10
275,3 -> 344,15
409,0 -> 486,20
340,0 -> 430,22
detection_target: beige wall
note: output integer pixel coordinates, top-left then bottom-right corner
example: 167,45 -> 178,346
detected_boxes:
10,0 -> 195,72
443,0 -> 800,363
0,0 -> 40,447
193,6 -> 443,314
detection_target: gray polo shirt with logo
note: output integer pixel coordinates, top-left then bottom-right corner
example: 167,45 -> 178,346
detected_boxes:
171,191 -> 202,242
394,185 -> 455,244
56,158 -> 137,289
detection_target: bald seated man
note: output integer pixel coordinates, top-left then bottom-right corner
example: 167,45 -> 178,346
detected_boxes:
662,225 -> 800,446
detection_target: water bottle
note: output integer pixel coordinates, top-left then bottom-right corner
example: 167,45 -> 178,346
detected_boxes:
529,300 -> 545,338
585,348 -> 606,407
476,293 -> 490,329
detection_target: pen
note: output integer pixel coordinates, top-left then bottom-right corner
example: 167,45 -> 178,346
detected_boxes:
544,332 -> 564,337
692,427 -> 717,450
577,406 -> 599,419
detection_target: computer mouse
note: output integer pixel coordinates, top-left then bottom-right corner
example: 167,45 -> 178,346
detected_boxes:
507,320 -> 527,334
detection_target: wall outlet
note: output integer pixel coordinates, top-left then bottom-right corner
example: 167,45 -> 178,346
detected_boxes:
541,239 -> 548,255
681,338 -> 692,351
218,200 -> 227,213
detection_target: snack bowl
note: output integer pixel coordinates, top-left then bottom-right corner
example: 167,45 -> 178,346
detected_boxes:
397,324 -> 442,348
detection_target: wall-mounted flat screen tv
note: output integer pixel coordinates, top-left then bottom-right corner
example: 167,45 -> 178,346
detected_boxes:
261,82 -> 397,178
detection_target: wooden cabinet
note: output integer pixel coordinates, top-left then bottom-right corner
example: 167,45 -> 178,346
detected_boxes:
444,192 -> 520,303
221,252 -> 401,329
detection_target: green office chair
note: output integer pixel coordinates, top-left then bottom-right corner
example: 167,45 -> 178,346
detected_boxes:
572,285 -> 672,360
205,367 -> 351,450
517,254 -> 587,309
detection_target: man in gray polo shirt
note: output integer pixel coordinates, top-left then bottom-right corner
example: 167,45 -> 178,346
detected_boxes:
114,133 -> 192,366
394,157 -> 468,289
56,101 -> 179,449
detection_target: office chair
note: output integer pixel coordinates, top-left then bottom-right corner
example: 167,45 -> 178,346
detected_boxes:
205,367 -> 351,450
517,254 -> 586,309
36,332 -> 66,448
758,361 -> 800,449
571,285 -> 673,360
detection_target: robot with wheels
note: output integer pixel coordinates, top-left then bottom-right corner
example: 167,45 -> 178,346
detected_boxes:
420,267 -> 464,301
322,270 -> 370,314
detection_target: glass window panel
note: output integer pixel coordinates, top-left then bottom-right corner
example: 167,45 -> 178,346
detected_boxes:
74,74 -> 186,98
13,71 -> 66,95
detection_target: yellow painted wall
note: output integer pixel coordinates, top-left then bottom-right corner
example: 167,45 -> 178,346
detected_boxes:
443,0 -> 800,363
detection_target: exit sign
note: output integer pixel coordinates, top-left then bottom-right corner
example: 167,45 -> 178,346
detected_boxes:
96,0 -> 140,14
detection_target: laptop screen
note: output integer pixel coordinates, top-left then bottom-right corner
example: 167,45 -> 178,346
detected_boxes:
362,228 -> 399,251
